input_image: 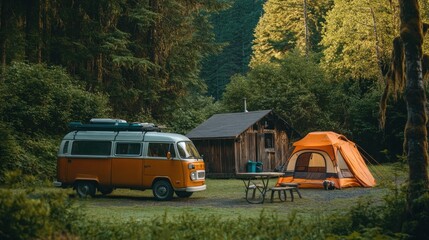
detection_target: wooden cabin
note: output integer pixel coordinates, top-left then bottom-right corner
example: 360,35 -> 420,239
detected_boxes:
186,110 -> 296,178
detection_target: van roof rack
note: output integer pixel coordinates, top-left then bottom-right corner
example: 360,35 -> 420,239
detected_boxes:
68,119 -> 160,132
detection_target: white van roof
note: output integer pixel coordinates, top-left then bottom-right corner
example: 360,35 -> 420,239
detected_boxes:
62,131 -> 191,143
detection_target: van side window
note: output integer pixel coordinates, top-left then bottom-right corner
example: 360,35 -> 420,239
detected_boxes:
62,141 -> 69,154
147,143 -> 176,158
71,141 -> 111,155
116,143 -> 141,156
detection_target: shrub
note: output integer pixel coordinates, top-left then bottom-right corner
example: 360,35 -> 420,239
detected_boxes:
3,170 -> 43,188
0,189 -> 81,240
0,62 -> 110,136
0,123 -> 24,182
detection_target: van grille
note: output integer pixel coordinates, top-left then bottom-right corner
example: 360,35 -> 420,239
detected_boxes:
197,170 -> 205,179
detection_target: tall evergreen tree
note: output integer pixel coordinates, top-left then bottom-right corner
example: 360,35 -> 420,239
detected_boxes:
0,0 -> 226,123
201,0 -> 263,100
250,0 -> 333,67
321,0 -> 397,81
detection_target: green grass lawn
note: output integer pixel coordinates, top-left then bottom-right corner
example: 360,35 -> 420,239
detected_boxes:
78,164 -> 407,222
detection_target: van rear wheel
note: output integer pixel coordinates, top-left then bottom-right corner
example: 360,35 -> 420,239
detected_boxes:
76,181 -> 96,198
152,180 -> 174,201
175,191 -> 193,198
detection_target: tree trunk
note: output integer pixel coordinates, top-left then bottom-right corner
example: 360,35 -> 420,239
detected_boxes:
0,0 -> 10,76
25,0 -> 40,63
302,0 -> 309,57
399,0 -> 429,222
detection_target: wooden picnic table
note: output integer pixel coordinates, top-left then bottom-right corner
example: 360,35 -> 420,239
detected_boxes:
236,172 -> 285,204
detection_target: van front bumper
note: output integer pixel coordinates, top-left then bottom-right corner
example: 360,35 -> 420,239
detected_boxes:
175,185 -> 206,192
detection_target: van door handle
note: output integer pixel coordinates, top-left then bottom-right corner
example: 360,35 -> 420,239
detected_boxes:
144,165 -> 151,168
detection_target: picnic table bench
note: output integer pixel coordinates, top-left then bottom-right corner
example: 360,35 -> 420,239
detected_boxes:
279,182 -> 302,198
270,186 -> 296,202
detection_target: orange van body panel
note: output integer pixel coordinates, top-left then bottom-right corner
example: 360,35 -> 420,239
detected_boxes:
65,157 -> 111,184
111,158 -> 143,187
57,157 -> 68,184
142,158 -> 184,187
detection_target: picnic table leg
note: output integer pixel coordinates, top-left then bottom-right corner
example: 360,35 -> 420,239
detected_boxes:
243,178 -> 265,204
295,188 -> 302,198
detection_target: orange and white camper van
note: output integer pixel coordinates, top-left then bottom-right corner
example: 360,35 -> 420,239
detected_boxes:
54,118 -> 206,201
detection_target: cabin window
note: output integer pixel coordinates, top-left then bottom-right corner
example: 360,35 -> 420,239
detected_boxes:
264,133 -> 274,149
115,142 -> 141,156
62,141 -> 69,154
148,142 -> 176,158
71,141 -> 111,156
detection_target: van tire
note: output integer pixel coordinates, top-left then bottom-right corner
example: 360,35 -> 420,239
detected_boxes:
75,181 -> 96,198
152,180 -> 173,201
175,191 -> 193,198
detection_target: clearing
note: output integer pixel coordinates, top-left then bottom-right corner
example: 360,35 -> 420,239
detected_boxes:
78,164 -> 402,221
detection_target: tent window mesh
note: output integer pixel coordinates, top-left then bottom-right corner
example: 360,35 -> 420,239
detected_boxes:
295,152 -> 326,173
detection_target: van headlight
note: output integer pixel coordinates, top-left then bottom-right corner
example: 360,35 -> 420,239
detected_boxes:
190,171 -> 197,181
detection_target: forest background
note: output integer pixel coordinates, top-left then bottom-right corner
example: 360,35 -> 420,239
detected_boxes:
1,0 -> 429,181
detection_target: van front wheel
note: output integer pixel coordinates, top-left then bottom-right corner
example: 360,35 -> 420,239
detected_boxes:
76,181 -> 96,198
152,180 -> 173,201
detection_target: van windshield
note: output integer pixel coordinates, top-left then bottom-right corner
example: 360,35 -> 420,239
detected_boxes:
177,141 -> 201,159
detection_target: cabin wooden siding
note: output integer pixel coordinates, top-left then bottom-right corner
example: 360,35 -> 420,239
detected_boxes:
192,119 -> 290,177
235,121 -> 289,173
193,139 -> 235,176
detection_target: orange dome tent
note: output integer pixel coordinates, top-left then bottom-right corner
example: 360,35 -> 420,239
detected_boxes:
277,131 -> 376,189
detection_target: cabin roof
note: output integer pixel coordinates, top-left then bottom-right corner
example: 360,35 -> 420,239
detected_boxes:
186,110 -> 274,139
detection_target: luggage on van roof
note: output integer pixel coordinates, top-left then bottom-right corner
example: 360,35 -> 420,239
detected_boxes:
68,118 -> 159,132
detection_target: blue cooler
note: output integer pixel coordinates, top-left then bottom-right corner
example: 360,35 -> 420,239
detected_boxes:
247,161 -> 256,172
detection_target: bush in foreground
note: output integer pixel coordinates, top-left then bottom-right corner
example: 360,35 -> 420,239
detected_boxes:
0,189 -> 81,240
0,186 -> 418,240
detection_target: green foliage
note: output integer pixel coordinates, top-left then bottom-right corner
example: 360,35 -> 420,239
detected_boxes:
221,51 -> 337,133
0,123 -> 24,182
70,204 -> 409,240
0,62 -> 110,136
0,189 -> 80,240
202,0 -> 263,100
72,211 -> 328,240
3,170 -> 43,188
0,135 -> 59,182
402,192 -> 429,239
320,0 -> 396,80
1,0 -> 225,124
251,0 -> 333,67
0,190 -> 51,240
167,95 -> 220,135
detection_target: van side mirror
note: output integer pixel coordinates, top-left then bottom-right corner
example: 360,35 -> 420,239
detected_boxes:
167,152 -> 172,160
